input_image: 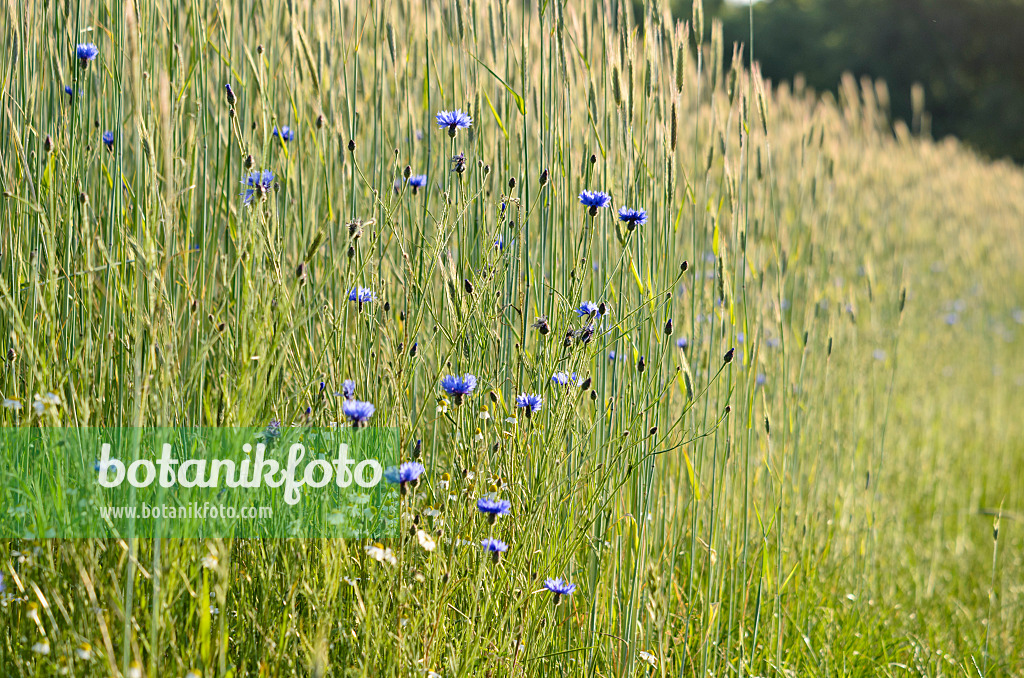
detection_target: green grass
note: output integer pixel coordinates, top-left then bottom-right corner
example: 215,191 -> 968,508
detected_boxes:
1,0 -> 1023,675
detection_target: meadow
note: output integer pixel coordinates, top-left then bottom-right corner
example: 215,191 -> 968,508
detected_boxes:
1,0 -> 1023,675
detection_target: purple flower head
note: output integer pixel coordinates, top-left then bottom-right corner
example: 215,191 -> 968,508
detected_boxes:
515,393 -> 543,416
578,190 -> 611,216
263,418 -> 282,441
544,577 -> 577,601
407,174 -> 428,194
385,461 -> 425,493
436,109 -> 473,137
551,371 -> 577,386
341,379 -> 356,399
348,287 -> 375,304
481,537 -> 508,562
241,169 -> 274,205
477,497 -> 511,524
76,43 -> 99,66
441,374 -> 477,405
102,131 -> 115,150
575,301 -> 602,318
617,207 -> 647,229
273,126 -> 295,142
676,337 -> 689,349
342,399 -> 375,426
481,537 -> 508,552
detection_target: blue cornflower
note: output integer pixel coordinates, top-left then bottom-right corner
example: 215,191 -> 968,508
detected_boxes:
481,538 -> 508,562
440,374 -> 477,405
76,43 -> 99,66
755,373 -> 767,387
348,287 -> 375,304
273,126 -> 295,142
494,235 -> 504,251
262,418 -> 282,443
544,577 -> 577,603
617,207 -> 647,229
407,174 -> 428,194
436,109 -> 473,137
551,371 -> 577,386
608,351 -> 617,361
342,399 -> 375,426
385,461 -> 426,494
341,379 -> 355,399
63,85 -> 75,100
0,572 -> 4,593
241,169 -> 274,206
515,393 -> 543,417
575,301 -> 602,318
676,337 -> 689,349
102,131 -> 115,150
578,190 -> 611,216
477,497 -> 511,524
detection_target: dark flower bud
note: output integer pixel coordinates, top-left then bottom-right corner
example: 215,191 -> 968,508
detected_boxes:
664,318 -> 673,335
256,44 -> 264,54
79,192 -> 88,205
649,426 -> 658,437
316,114 -> 325,129
44,135 -> 53,153
580,377 -> 592,390
508,177 -> 516,190
531,317 -> 550,335
229,108 -> 235,118
590,153 -> 597,165
540,168 -> 549,186
598,302 -> 607,316
217,322 -> 226,332
383,301 -> 390,312
348,139 -> 356,152
723,347 -> 735,364
347,245 -> 355,259
490,391 -> 498,403
590,390 -> 598,401
483,164 -> 491,175
403,165 -> 412,179
296,262 -> 307,280
414,439 -> 422,458
244,154 -> 253,169
637,355 -> 646,373
225,83 -> 236,106
680,261 -> 688,273
409,342 -> 418,357
464,278 -> 474,294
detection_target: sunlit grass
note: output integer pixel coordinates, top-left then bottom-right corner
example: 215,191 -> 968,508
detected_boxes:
0,0 -> 1022,675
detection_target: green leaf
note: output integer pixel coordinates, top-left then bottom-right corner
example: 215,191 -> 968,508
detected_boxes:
469,53 -> 526,116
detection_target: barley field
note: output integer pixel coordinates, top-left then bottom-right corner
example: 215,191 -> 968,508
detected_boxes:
1,0 -> 1023,675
